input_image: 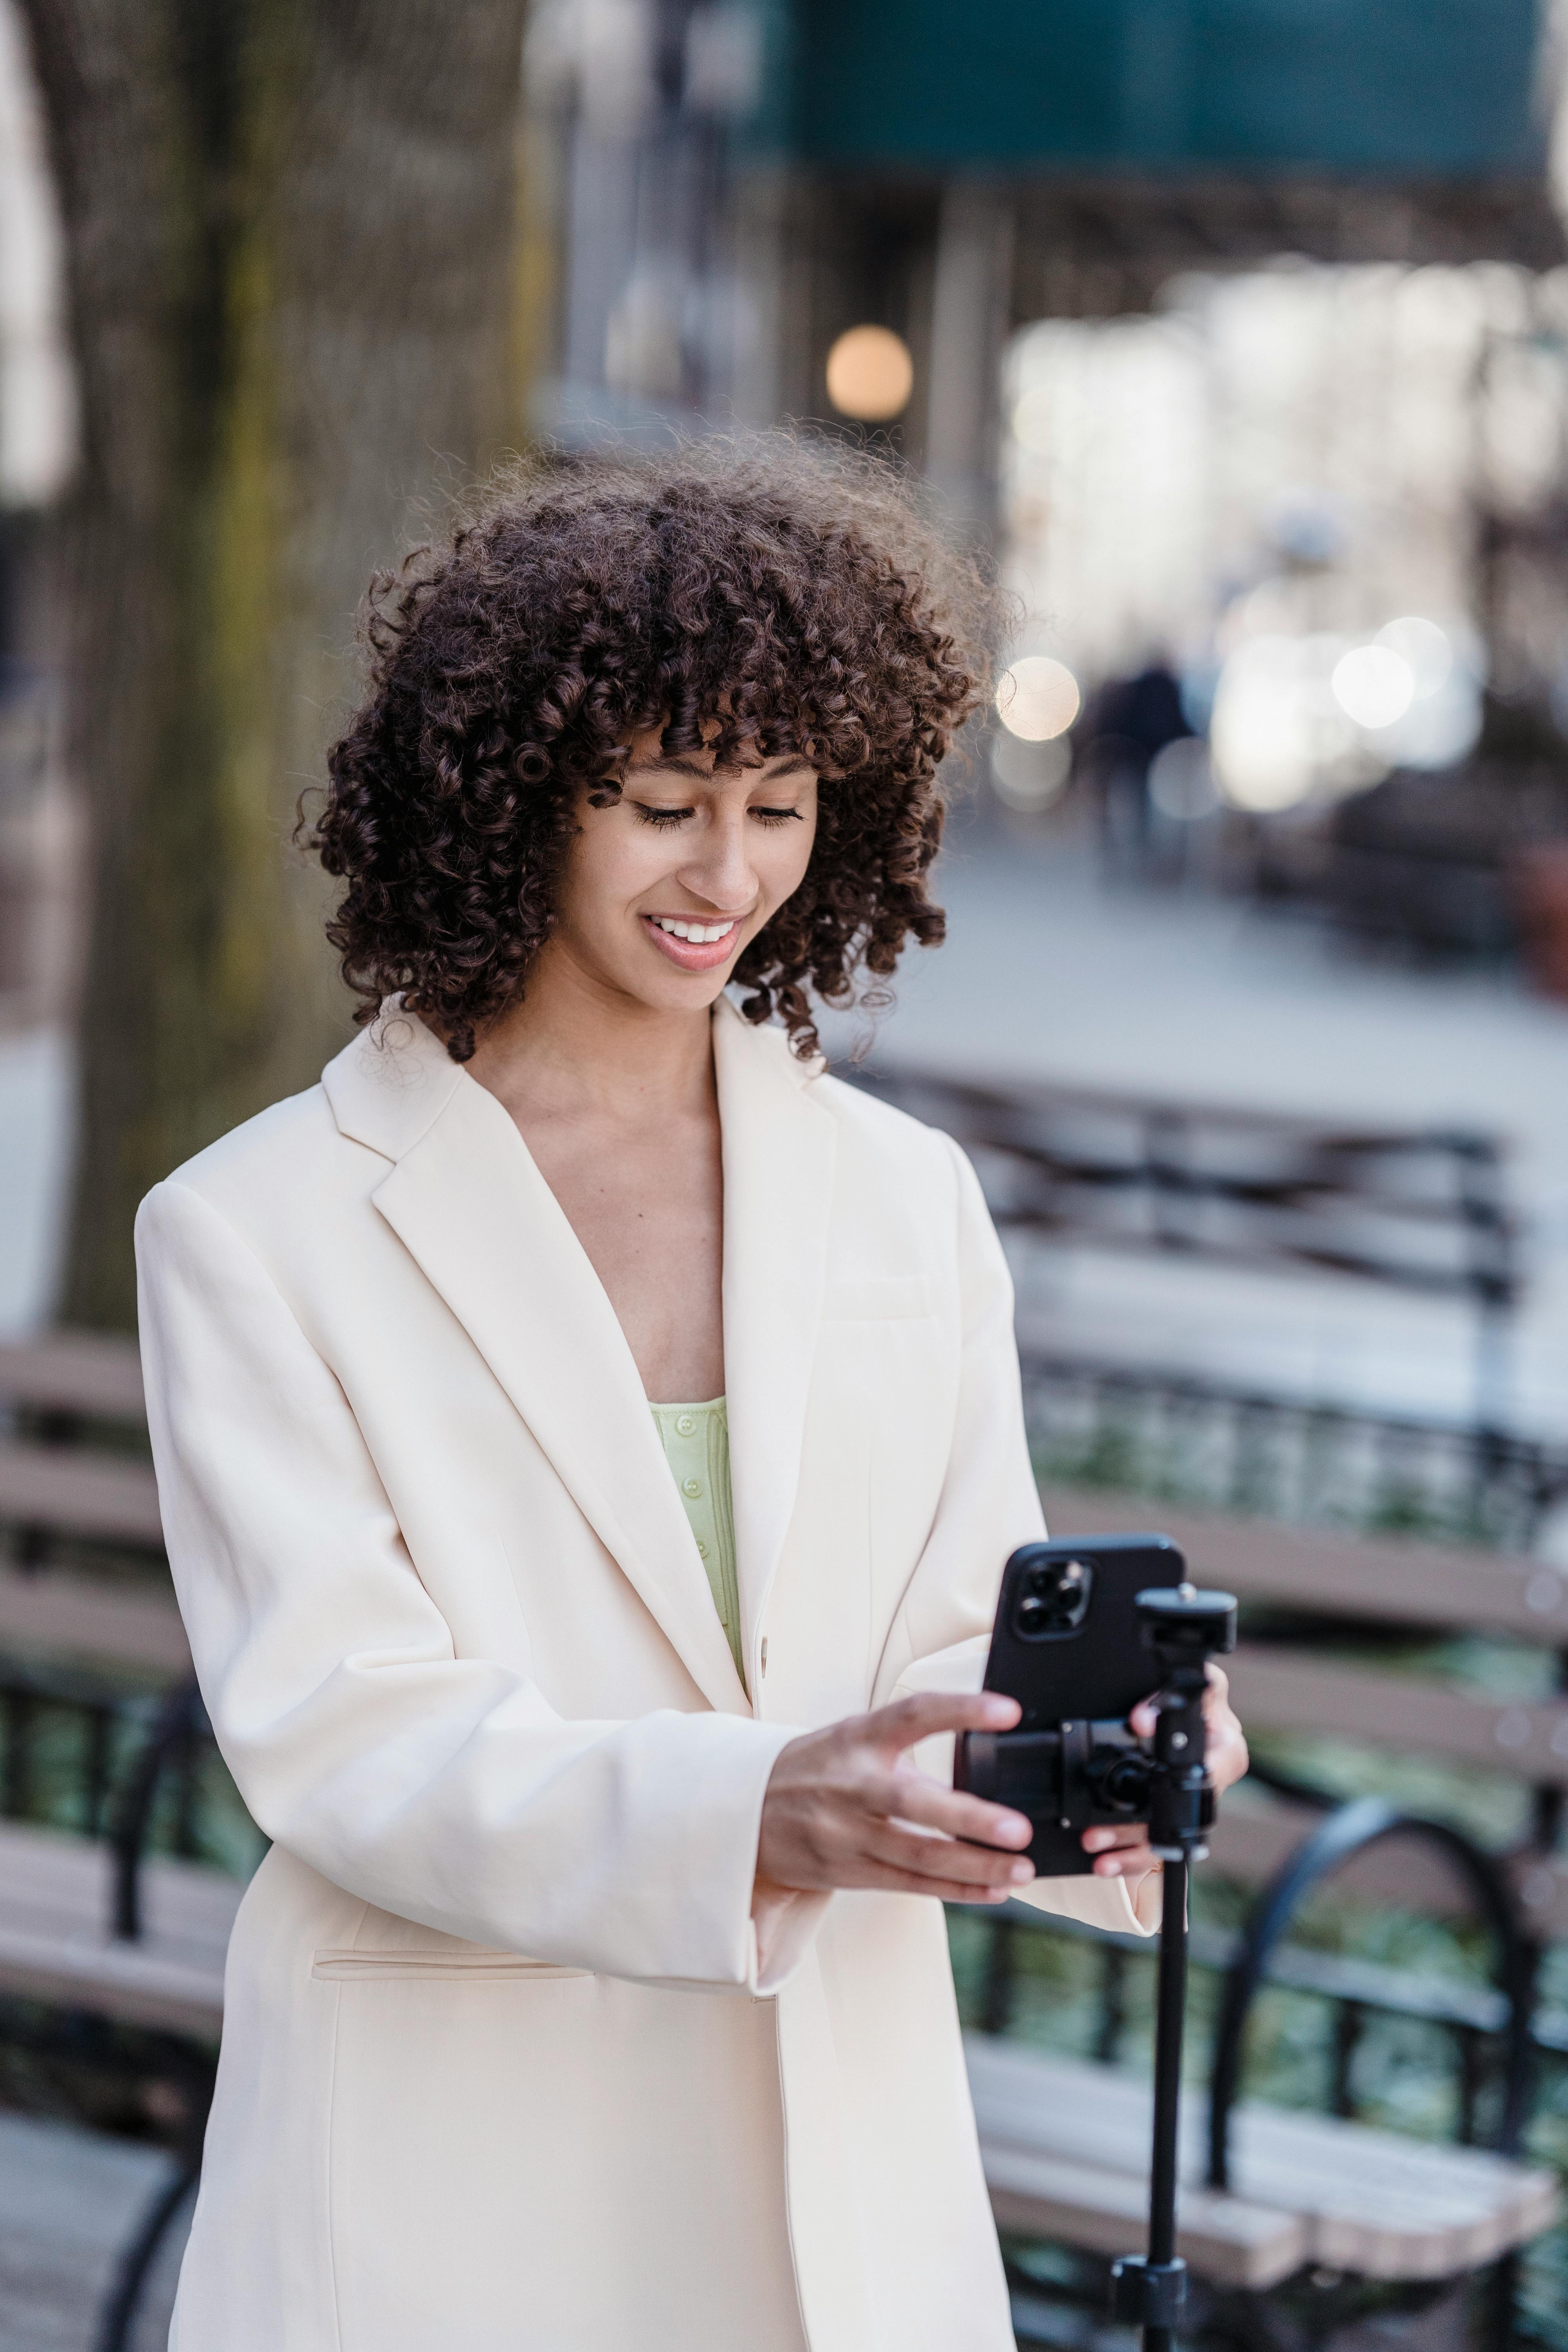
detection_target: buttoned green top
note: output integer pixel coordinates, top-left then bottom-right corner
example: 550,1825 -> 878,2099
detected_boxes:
649,1397 -> 745,1694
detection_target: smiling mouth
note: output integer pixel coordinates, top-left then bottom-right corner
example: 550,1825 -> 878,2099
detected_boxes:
650,916 -> 737,944
641,912 -> 744,971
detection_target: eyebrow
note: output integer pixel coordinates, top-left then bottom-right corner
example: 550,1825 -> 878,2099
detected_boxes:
626,753 -> 812,784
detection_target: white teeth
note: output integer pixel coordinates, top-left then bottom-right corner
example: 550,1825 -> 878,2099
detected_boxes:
653,917 -> 734,944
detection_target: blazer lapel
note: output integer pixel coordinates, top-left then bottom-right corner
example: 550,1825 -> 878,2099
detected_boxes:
713,1000 -> 836,1679
324,1014 -> 749,1717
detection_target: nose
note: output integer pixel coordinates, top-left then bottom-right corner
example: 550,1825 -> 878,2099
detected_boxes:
678,804 -> 756,915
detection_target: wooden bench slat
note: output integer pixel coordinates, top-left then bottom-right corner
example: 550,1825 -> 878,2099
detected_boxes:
965,2039 -> 1559,2285
983,2137 -> 1308,2288
0,1336 -> 145,1425
0,1443 -> 165,1548
0,1566 -> 187,1672
1039,1484 -> 1568,1643
1227,1642 -> 1568,1789
0,1822 -> 233,2037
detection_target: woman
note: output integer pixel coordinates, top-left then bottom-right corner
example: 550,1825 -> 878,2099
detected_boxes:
136,444 -> 1246,2352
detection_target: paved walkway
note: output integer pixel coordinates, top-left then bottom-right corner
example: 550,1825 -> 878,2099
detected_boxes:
0,2110 -> 186,2351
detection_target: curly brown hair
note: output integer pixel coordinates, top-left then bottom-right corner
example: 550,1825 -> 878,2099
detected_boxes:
309,437 -> 991,1062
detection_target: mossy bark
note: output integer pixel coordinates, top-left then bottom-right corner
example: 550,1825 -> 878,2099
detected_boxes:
18,0 -> 533,1328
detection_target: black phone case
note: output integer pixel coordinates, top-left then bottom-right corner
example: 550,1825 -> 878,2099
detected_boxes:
957,1532 -> 1187,1875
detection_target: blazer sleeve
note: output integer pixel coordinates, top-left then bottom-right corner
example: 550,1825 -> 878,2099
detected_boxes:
136,1177 -> 807,1993
875,1137 -> 1160,1938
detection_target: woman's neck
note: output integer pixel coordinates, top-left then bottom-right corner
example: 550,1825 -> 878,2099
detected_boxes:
461,951 -> 728,1404
463,951 -> 717,1127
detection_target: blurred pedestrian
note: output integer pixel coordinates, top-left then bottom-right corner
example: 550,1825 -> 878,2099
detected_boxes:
1083,652 -> 1195,875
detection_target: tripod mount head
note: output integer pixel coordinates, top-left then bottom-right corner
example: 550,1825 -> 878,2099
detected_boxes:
1133,1582 -> 1236,1862
961,1580 -> 1237,1862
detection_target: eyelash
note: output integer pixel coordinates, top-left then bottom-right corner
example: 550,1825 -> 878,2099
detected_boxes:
633,804 -> 802,830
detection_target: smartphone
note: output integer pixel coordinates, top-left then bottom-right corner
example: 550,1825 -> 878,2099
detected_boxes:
955,1532 -> 1185,1876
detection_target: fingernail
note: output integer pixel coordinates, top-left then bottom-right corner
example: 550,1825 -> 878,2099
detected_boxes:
1010,1860 -> 1034,1883
1101,1858 -> 1123,1876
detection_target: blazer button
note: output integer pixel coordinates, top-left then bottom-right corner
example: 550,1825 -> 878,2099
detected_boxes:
696,1539 -> 709,1558
675,1413 -> 696,1437
682,1477 -> 703,1499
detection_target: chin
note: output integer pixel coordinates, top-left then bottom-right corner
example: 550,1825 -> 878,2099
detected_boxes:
623,964 -> 735,1016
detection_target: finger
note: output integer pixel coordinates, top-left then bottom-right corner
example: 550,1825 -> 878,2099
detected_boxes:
869,1826 -> 1036,1890
1082,1822 -> 1152,1854
1205,1662 -> 1230,1706
1129,1697 -> 1157,1737
1210,1724 -> 1249,1790
869,1774 -> 1034,1850
864,1689 -> 1023,1753
1093,1850 -> 1162,1880
849,1864 -> 1018,1904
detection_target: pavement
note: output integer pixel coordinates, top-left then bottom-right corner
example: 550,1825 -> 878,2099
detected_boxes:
0,2110 -> 187,2351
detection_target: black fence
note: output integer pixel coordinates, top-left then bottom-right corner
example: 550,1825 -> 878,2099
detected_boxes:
1020,1355 -> 1568,1553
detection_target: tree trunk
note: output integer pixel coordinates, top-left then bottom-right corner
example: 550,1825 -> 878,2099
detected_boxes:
18,0 -> 533,1328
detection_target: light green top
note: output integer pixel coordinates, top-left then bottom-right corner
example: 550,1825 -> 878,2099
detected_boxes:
650,1396 -> 745,1693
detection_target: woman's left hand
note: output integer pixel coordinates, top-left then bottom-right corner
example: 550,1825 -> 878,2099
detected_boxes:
1080,1663 -> 1249,1912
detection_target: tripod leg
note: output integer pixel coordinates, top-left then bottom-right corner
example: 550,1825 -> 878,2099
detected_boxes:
1147,1858 -> 1190,2352
1111,1858 -> 1193,2351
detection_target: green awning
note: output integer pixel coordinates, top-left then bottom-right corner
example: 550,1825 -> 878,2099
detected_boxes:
753,0 -> 1548,176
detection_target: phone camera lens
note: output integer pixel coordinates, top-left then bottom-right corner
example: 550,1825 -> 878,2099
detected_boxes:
1015,1556 -> 1094,1638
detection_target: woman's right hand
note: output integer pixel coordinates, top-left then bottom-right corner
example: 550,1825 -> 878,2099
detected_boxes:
755,1691 -> 1037,1904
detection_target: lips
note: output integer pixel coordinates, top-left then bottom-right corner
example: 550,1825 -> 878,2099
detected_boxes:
642,914 -> 742,972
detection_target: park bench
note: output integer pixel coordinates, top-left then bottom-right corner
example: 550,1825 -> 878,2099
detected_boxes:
0,1676 -> 236,2352
958,1481 -> 1568,2342
5,1327 -> 1567,2338
0,1331 -> 164,1588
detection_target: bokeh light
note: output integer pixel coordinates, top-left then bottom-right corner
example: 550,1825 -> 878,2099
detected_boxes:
1011,385 -> 1053,455
996,655 -> 1080,742
1331,644 -> 1415,730
1210,635 -> 1390,812
824,325 -> 913,421
1376,616 -> 1452,699
991,731 -> 1071,811
1148,738 -> 1218,822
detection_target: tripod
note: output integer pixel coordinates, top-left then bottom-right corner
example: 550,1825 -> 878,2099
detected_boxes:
1107,1584 -> 1237,2352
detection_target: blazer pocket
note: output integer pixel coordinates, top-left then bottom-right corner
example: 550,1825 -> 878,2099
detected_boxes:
312,1947 -> 591,1983
821,1276 -> 933,1321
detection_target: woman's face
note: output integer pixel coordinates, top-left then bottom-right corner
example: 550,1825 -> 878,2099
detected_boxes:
546,726 -> 819,1016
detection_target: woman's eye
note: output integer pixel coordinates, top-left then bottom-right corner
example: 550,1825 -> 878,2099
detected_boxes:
752,806 -> 804,827
634,804 -> 693,829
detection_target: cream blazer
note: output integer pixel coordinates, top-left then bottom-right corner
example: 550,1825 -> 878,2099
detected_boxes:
135,996 -> 1149,2352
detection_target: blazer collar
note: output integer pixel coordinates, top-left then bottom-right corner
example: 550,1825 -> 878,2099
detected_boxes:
711,1000 -> 836,1676
322,999 -> 835,1712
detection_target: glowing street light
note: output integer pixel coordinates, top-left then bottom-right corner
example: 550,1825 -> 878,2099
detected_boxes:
824,326 -> 913,422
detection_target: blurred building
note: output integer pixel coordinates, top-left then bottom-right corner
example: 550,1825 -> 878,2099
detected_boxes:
525,0 -> 1559,503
